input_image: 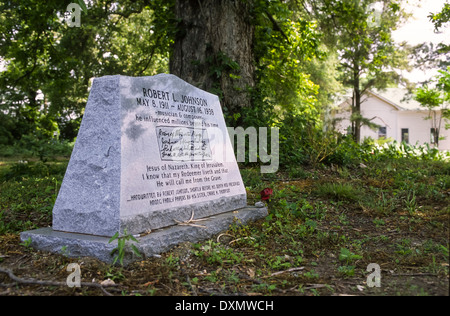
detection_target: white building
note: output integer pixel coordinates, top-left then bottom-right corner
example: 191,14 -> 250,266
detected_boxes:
332,88 -> 450,151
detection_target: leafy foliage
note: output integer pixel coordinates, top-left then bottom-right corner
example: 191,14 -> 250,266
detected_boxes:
250,1 -> 324,121
306,0 -> 411,142
0,0 -> 175,147
414,67 -> 450,145
429,2 -> 450,31
0,0 -> 442,169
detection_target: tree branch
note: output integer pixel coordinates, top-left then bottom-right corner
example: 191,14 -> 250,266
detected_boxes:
264,10 -> 290,43
0,267 -> 117,296
138,34 -> 163,76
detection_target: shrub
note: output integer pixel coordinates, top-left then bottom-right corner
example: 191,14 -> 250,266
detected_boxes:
0,160 -> 68,182
0,135 -> 74,161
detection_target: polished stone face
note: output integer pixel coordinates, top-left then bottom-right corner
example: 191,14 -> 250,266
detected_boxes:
52,74 -> 247,237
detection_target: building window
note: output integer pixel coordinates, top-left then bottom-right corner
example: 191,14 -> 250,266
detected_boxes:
401,128 -> 409,144
431,128 -> 439,145
378,127 -> 387,139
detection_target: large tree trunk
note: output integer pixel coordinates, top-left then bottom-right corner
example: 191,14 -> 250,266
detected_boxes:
170,0 -> 255,116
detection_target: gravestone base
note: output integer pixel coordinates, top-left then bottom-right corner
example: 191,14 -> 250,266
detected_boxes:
20,205 -> 267,265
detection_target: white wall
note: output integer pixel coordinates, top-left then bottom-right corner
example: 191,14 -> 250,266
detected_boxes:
440,131 -> 450,151
398,111 -> 428,145
333,95 -> 450,150
334,95 -> 398,141
360,95 -> 398,142
397,111 -> 450,150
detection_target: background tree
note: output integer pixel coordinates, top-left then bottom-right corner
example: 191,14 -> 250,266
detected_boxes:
412,3 -> 450,148
306,0 -> 411,143
0,0 -> 416,165
411,3 -> 450,85
414,67 -> 450,147
429,2 -> 450,31
0,0 -> 174,148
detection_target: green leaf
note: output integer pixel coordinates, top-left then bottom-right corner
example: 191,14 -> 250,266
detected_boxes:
339,248 -> 351,262
129,234 -> 139,243
339,248 -> 362,264
109,232 -> 119,243
118,238 -> 125,250
77,0 -> 88,13
131,244 -> 142,257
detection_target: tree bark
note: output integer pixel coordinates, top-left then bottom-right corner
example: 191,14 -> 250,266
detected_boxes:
353,87 -> 362,144
352,65 -> 362,144
170,0 -> 255,115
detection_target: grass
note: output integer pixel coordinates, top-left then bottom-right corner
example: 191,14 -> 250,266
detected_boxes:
0,156 -> 448,296
314,182 -> 361,202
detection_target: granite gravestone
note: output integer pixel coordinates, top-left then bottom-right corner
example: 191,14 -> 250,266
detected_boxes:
21,74 -> 267,264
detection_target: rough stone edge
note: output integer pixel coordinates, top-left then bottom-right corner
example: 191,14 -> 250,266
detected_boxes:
20,205 -> 267,265
52,75 -> 122,237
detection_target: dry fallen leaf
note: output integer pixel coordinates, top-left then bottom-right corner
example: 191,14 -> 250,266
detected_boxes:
143,280 -> 159,287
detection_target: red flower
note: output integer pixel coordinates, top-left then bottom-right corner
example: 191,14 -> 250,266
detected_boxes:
260,188 -> 273,201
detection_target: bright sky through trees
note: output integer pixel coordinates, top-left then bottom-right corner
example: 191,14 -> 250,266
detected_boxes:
393,0 -> 450,82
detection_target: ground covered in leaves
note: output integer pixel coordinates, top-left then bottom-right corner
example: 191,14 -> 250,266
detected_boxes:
0,157 -> 449,296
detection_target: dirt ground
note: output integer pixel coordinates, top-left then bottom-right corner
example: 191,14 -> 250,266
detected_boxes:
0,162 -> 449,297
